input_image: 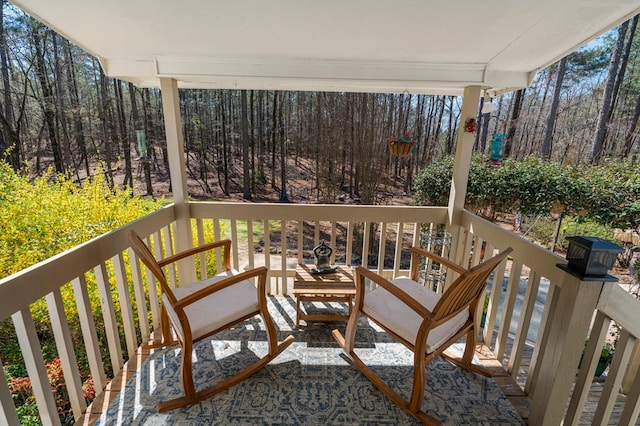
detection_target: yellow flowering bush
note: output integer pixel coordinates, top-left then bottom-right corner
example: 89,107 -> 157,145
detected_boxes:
0,163 -> 162,278
0,161 -> 164,423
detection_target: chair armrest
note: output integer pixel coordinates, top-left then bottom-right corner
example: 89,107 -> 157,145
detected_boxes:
409,246 -> 466,281
173,266 -> 268,310
158,239 -> 232,272
355,266 -> 434,321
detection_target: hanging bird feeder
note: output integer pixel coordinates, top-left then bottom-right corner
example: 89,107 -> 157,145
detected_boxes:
388,132 -> 414,157
488,133 -> 505,166
136,129 -> 149,161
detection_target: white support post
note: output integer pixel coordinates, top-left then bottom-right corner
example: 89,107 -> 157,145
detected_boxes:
159,77 -> 196,285
447,85 -> 482,257
528,271 -> 610,425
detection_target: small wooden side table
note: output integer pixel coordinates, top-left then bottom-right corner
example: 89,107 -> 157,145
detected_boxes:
292,264 -> 356,326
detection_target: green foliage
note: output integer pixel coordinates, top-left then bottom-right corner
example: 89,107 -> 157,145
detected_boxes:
414,156 -> 640,231
576,160 -> 640,232
413,156 -> 454,207
252,170 -> 267,186
582,339 -> 615,361
600,341 -> 614,361
524,215 -> 619,251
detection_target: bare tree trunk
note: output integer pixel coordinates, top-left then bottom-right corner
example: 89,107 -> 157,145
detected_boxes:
249,90 -> 256,193
504,88 -> 525,158
422,99 -> 436,163
529,69 -> 552,156
31,23 -> 64,174
314,93 -> 322,198
241,90 -> 252,200
219,91 -> 229,195
405,95 -> 426,194
279,91 -> 288,201
479,107 -> 491,154
622,93 -> 640,158
0,1 -> 19,170
610,15 -> 637,122
64,39 -> 90,179
114,79 -> 132,187
141,88 -> 160,173
52,33 -> 72,174
270,91 -> 278,190
541,56 -> 567,159
591,20 -> 629,163
97,62 -> 114,186
445,96 -> 455,155
257,90 -> 265,181
433,97 -> 446,158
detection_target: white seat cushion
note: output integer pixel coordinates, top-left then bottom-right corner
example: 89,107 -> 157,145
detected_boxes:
362,276 -> 469,353
163,270 -> 260,341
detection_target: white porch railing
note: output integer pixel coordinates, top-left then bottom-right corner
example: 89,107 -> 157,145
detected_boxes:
0,202 -> 638,425
457,210 -> 640,425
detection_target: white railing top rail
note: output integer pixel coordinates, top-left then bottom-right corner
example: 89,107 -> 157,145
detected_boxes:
190,201 -> 448,223
597,283 -> 640,337
460,210 -> 566,283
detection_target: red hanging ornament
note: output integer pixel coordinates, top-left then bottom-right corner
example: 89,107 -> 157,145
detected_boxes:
465,118 -> 477,133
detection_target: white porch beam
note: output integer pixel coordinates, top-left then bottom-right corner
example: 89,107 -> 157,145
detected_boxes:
159,78 -> 196,284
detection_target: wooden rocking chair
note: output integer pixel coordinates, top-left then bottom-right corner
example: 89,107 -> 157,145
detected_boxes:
333,246 -> 512,425
128,230 -> 295,412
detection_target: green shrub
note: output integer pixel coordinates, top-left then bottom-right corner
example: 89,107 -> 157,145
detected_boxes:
414,156 -> 640,230
524,215 -> 619,251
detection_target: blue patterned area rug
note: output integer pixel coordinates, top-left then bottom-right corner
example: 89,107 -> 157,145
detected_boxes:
96,296 -> 523,425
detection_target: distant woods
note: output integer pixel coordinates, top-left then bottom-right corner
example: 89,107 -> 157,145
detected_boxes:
0,3 -> 639,204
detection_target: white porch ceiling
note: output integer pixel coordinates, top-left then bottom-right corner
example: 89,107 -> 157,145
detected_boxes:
11,0 -> 640,95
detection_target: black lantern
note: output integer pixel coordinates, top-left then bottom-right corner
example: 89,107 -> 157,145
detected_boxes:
312,241 -> 336,274
565,236 -> 623,277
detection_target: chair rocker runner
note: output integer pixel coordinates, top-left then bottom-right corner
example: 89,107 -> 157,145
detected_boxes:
128,230 -> 295,412
333,246 -> 512,425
